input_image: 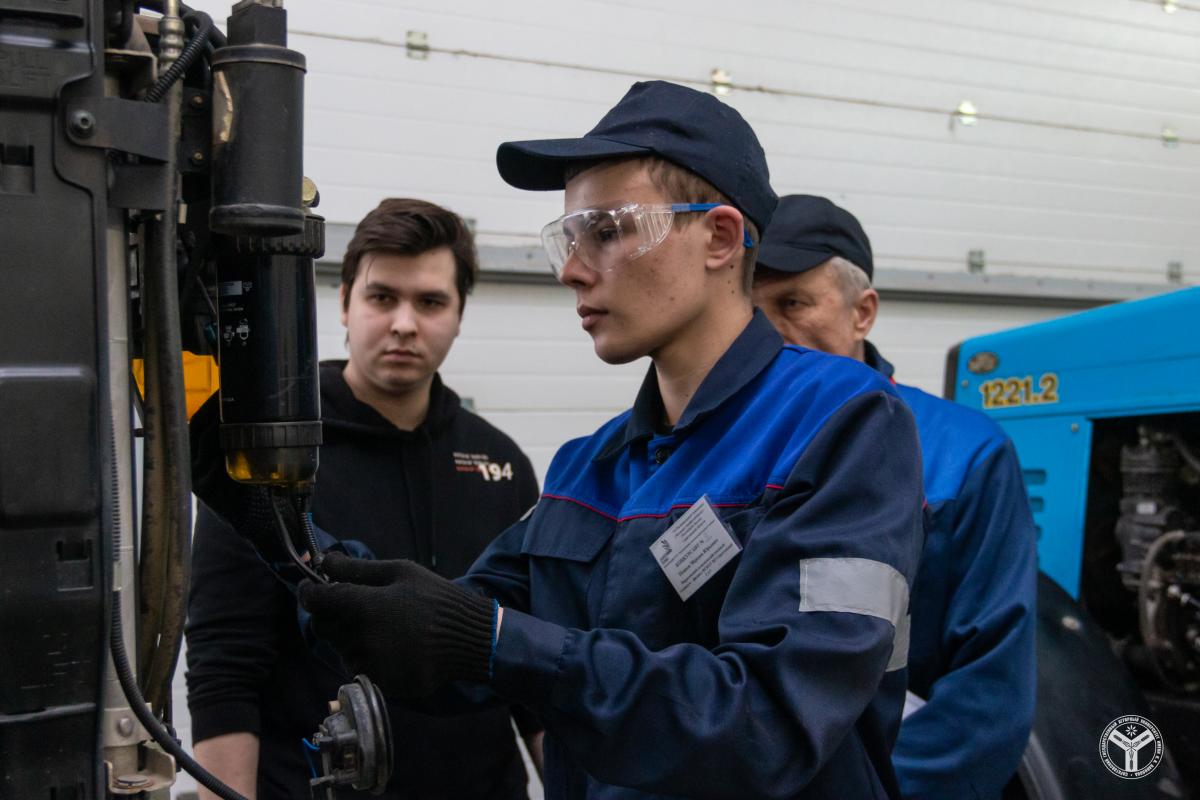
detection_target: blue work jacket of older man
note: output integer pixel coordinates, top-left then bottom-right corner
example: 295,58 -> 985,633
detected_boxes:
866,342 -> 1037,800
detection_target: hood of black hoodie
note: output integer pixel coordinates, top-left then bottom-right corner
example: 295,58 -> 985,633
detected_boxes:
318,360 -> 461,441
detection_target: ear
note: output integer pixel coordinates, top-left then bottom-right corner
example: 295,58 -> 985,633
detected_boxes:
702,205 -> 745,273
339,283 -> 349,328
852,288 -> 879,341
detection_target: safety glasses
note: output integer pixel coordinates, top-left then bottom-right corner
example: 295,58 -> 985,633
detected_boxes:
539,202 -> 753,277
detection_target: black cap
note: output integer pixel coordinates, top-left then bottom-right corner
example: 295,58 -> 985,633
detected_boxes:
496,81 -> 778,234
757,194 -> 873,280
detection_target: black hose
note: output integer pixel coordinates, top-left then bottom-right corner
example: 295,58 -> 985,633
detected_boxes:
272,495 -> 327,585
205,18 -> 227,48
144,11 -> 214,103
297,495 -> 325,571
137,80 -> 191,715
110,596 -> 250,800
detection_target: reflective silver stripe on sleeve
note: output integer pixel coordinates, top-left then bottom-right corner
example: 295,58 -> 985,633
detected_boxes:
798,557 -> 909,628
887,613 -> 911,672
902,689 -> 925,719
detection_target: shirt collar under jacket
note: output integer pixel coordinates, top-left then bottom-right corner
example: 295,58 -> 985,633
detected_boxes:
595,308 -> 784,462
863,340 -> 896,381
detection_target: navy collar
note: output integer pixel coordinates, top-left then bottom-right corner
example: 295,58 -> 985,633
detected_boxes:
863,340 -> 895,380
595,309 -> 783,461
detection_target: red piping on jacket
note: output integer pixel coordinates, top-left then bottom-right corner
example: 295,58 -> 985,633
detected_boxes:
542,485 -> 786,524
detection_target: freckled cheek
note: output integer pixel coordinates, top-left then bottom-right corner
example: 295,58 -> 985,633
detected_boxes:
648,257 -> 700,309
608,267 -> 659,315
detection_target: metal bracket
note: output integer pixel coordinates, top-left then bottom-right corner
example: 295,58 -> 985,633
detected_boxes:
64,97 -> 170,162
103,742 -> 175,795
405,30 -> 429,59
710,68 -> 732,97
110,162 -> 170,210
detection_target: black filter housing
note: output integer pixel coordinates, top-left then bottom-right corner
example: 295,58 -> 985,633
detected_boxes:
209,1 -> 306,236
216,212 -> 324,486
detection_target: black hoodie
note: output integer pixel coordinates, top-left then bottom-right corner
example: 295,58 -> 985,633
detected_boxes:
186,362 -> 540,799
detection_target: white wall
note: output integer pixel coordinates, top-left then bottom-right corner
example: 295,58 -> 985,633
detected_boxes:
187,0 -> 1200,286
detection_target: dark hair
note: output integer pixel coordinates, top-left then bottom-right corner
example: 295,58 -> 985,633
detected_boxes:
341,198 -> 479,313
563,156 -> 759,294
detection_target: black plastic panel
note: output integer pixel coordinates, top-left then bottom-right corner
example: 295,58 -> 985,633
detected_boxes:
0,0 -> 107,796
0,369 -> 97,522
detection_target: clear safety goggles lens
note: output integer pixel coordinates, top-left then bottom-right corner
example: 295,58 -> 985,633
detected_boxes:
540,203 -> 738,277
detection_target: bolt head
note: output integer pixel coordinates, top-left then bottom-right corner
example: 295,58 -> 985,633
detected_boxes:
302,176 -> 319,207
69,110 -> 96,137
190,150 -> 206,164
1061,615 -> 1082,631
116,716 -> 135,737
190,94 -> 206,109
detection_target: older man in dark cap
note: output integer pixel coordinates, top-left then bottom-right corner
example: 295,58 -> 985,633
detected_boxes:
295,86 -> 925,800
753,194 -> 1037,800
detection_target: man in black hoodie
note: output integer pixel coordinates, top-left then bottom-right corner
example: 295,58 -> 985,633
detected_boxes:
185,198 -> 542,799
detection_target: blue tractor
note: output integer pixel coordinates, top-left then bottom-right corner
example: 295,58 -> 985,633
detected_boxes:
946,286 -> 1200,799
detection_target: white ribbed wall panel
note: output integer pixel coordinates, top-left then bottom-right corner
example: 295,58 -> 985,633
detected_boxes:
182,0 -> 1200,285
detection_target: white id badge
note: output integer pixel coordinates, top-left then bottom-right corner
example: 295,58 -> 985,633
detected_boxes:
650,495 -> 742,602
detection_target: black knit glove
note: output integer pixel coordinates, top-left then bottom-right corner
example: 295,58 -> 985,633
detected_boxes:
189,393 -> 283,560
298,552 -> 497,698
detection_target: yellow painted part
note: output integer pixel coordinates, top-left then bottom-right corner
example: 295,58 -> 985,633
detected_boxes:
131,353 -> 220,420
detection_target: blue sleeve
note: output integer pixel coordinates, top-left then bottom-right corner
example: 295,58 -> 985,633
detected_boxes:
457,513 -> 534,612
485,391 -> 925,799
893,441 -> 1037,799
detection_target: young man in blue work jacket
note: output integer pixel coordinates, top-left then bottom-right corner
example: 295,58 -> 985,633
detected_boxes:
298,82 -> 927,799
751,195 -> 1037,800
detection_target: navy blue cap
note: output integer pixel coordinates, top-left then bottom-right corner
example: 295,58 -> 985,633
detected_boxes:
496,81 -> 778,235
757,195 -> 873,280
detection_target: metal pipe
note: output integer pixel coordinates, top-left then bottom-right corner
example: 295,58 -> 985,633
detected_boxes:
99,199 -> 146,773
157,0 -> 185,73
